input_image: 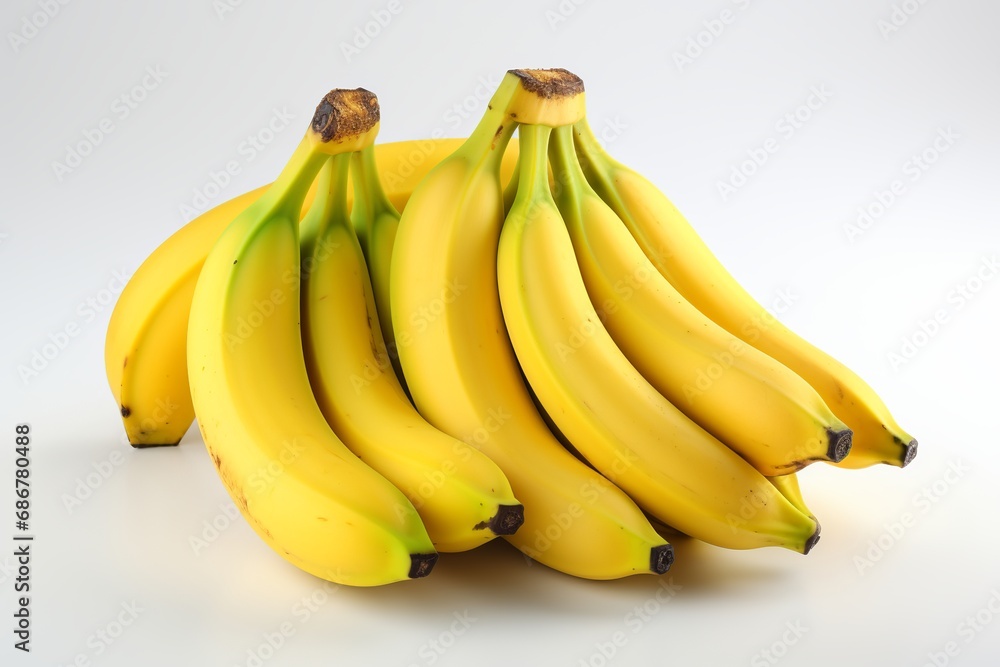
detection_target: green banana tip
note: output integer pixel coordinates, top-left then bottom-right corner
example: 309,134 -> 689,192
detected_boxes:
311,88 -> 380,143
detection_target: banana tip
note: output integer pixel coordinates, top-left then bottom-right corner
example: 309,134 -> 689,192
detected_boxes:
408,552 -> 438,579
650,544 -> 674,574
902,439 -> 918,467
311,88 -> 380,143
489,504 -> 525,536
509,68 -> 584,99
826,428 -> 853,463
803,524 -> 822,555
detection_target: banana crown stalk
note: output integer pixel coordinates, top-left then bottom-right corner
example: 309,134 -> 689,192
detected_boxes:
187,88 -> 437,586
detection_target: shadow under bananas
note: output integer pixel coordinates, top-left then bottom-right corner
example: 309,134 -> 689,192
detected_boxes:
329,532 -> 797,619
110,433 -> 811,636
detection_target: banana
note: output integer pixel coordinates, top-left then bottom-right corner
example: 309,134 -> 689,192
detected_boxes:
105,137 -> 486,447
300,151 -> 524,552
547,125 -> 852,475
352,143 -> 521,381
573,119 -> 917,469
349,145 -> 406,387
645,474 -> 818,544
353,142 -> 521,378
502,153 -> 521,215
767,473 -> 816,522
392,69 -> 674,579
498,121 -> 819,553
105,184 -> 264,447
187,89 -> 436,585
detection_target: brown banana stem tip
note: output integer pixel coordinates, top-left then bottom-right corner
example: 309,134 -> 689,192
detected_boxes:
311,88 -> 380,143
803,524 -> 821,555
901,438 -> 919,467
509,68 -> 584,98
650,544 -> 674,574
826,428 -> 853,463
408,552 -> 438,579
488,504 -> 525,535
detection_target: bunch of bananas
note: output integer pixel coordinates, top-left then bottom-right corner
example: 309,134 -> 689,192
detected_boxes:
104,69 -> 917,586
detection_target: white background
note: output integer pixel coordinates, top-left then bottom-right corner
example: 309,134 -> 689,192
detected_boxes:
3,0 -> 1000,665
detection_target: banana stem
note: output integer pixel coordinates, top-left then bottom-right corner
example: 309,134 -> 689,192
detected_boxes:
256,136 -> 331,221
300,153 -> 352,261
502,152 -> 521,215
453,74 -> 522,168
250,88 -> 382,228
571,119 -> 634,232
548,125 -> 591,218
512,124 -> 553,210
572,117 -> 614,169
299,158 -> 334,261
351,145 -> 398,222
326,152 -> 353,228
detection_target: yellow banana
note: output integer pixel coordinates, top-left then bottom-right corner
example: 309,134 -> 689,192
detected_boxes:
392,69 -> 673,579
573,119 -> 917,469
349,145 -> 406,387
300,151 -> 524,553
767,473 -> 816,522
105,137 -> 470,447
351,143 -> 522,385
649,473 -> 818,542
187,89 -> 436,585
104,185 -> 263,446
547,125 -> 852,475
499,122 -> 819,553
